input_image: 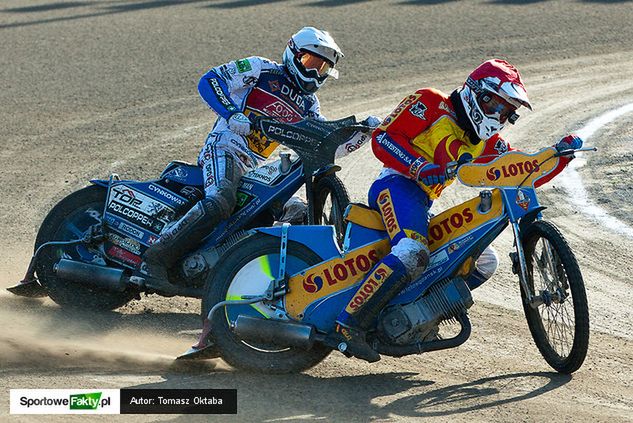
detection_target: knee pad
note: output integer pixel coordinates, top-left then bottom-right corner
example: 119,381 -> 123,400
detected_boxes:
201,191 -> 235,220
467,246 -> 499,290
390,237 -> 430,280
475,246 -> 499,280
202,154 -> 243,219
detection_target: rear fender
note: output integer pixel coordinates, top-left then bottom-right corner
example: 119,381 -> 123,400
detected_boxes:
90,179 -> 110,188
519,206 -> 547,235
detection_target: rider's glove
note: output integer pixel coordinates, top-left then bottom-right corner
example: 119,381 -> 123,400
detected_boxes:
414,160 -> 446,186
361,115 -> 382,128
228,112 -> 252,136
555,134 -> 583,152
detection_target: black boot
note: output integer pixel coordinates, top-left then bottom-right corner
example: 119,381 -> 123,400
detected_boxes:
332,254 -> 416,362
130,198 -> 227,294
329,322 -> 380,363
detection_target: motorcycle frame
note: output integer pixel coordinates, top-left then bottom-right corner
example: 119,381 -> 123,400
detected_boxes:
243,147 -> 580,333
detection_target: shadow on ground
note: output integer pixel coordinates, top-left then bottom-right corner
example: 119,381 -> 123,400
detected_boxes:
126,370 -> 570,421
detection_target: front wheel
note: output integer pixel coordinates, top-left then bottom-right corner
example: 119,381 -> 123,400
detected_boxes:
202,233 -> 331,373
313,174 -> 350,246
35,185 -> 137,310
520,220 -> 589,374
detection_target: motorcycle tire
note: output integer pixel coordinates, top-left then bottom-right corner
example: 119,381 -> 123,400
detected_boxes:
313,174 -> 350,246
202,233 -> 331,373
35,185 -> 137,310
520,220 -> 590,374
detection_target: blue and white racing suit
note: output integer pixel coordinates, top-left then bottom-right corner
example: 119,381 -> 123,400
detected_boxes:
197,56 -> 368,210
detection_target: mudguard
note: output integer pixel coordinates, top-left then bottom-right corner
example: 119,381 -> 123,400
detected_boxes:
90,179 -> 110,188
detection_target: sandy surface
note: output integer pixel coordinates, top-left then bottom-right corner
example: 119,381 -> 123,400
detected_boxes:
1,0 -> 632,421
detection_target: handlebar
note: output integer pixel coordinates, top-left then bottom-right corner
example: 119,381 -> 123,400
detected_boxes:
554,146 -> 598,157
247,114 -> 376,177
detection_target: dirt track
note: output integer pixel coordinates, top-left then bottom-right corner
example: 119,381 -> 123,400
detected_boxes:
1,1 -> 633,421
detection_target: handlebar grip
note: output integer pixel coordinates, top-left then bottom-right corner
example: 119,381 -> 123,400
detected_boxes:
445,153 -> 473,179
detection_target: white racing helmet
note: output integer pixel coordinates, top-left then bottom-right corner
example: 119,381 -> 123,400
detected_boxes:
283,27 -> 344,94
459,59 -> 532,140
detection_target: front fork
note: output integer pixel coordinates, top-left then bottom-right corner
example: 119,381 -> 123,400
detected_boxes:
510,222 -> 541,308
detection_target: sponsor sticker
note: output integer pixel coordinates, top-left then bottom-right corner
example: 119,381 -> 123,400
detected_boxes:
427,207 -> 474,247
164,167 -> 189,183
516,189 -> 531,211
285,239 -> 391,319
108,233 -> 142,255
494,138 -> 509,154
118,221 -> 144,239
243,163 -> 282,185
235,59 -> 252,73
345,263 -> 394,313
409,101 -> 427,120
148,184 -> 186,206
377,189 -> 401,239
107,245 -> 142,267
486,160 -> 540,181
107,201 -> 164,233
107,185 -> 174,232
302,249 -> 380,294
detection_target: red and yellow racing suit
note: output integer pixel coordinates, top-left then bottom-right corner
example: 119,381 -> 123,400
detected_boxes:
372,87 -> 569,197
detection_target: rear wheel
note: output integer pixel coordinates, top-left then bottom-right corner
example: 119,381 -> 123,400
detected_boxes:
520,220 -> 589,374
313,174 -> 350,246
202,233 -> 331,373
35,185 -> 137,310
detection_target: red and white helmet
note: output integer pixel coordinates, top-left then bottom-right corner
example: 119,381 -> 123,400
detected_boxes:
459,59 -> 532,140
283,27 -> 343,94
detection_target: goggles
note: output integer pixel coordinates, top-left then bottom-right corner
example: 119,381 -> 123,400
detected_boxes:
480,92 -> 520,124
299,51 -> 338,79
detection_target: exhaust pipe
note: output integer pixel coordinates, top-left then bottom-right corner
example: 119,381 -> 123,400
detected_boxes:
234,315 -> 315,350
54,259 -> 128,292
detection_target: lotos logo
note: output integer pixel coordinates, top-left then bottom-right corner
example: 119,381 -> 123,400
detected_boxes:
377,189 -> 401,238
301,250 -> 380,293
303,275 -> 324,293
428,208 -> 474,246
486,167 -> 502,181
486,160 -> 540,181
346,264 -> 394,312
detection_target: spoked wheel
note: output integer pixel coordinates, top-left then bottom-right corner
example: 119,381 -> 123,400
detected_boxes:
203,233 -> 331,373
313,174 -> 350,246
520,220 -> 589,374
35,185 -> 137,310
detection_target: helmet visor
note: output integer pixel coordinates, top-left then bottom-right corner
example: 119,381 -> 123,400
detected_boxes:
480,92 -> 519,124
299,51 -> 338,79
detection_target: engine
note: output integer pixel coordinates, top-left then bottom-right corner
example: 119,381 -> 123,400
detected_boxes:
378,277 -> 474,345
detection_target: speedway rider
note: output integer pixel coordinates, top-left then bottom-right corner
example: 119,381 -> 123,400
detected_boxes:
330,59 -> 584,362
131,27 -> 379,292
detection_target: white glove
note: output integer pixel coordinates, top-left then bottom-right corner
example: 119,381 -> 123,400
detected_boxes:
228,112 -> 252,136
362,115 -> 382,128
335,131 -> 371,159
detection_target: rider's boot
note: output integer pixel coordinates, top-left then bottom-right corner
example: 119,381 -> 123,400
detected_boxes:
130,197 -> 228,294
330,254 -> 414,363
